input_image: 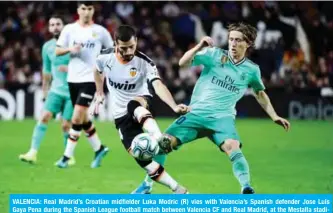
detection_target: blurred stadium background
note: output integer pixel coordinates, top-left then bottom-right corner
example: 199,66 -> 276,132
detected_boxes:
0,1 -> 332,211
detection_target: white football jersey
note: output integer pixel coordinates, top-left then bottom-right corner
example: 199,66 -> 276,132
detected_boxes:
96,48 -> 161,119
57,22 -> 114,83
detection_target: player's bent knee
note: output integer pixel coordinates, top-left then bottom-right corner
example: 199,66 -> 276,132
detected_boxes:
133,97 -> 148,108
41,111 -> 53,124
127,100 -> 152,124
71,116 -> 82,124
127,100 -> 142,115
221,139 -> 240,153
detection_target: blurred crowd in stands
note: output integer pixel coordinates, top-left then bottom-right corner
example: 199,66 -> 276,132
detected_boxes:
1,1 -> 333,101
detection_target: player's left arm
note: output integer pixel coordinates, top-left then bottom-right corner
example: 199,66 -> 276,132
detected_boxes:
251,68 -> 290,131
254,90 -> 290,131
147,62 -> 188,114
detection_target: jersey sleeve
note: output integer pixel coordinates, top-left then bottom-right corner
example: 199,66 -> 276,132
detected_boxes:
56,25 -> 70,48
191,47 -> 214,67
145,61 -> 161,82
101,28 -> 114,49
95,55 -> 105,73
42,43 -> 51,74
250,66 -> 265,92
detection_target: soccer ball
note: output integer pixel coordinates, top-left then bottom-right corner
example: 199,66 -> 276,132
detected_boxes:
130,133 -> 160,161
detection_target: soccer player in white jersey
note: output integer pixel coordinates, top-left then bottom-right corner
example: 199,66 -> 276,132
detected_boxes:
92,25 -> 189,194
54,1 -> 114,168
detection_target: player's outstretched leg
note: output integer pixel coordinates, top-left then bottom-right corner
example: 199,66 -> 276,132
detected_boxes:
132,134 -> 176,194
19,111 -> 52,164
221,139 -> 254,194
82,120 -> 109,168
136,159 -> 188,194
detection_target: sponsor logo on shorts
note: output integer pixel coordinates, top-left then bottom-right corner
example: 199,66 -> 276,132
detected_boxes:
80,93 -> 93,99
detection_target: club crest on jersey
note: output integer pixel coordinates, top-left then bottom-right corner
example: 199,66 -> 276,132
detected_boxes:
221,55 -> 228,64
129,67 -> 137,77
240,72 -> 246,81
92,32 -> 98,38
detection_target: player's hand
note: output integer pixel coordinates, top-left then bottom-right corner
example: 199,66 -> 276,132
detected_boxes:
199,36 -> 214,49
70,44 -> 81,54
273,116 -> 290,131
89,93 -> 105,116
173,104 -> 190,115
58,65 -> 68,72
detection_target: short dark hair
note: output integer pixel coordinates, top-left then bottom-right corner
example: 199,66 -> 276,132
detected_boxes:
49,14 -> 63,21
114,25 -> 136,43
77,1 -> 94,7
227,22 -> 257,47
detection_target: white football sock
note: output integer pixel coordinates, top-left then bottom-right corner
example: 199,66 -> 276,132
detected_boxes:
64,140 -> 77,158
144,161 -> 177,190
86,133 -> 102,152
64,128 -> 81,158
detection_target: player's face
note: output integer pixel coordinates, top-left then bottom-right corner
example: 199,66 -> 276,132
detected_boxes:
77,4 -> 94,23
228,31 -> 249,59
116,37 -> 137,62
49,18 -> 64,37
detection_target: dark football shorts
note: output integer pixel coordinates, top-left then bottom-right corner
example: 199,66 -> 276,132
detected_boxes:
68,82 -> 96,107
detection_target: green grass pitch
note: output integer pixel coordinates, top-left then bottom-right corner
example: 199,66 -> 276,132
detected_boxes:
1,118 -> 332,211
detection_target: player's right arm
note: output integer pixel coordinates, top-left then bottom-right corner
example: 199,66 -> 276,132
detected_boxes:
90,55 -> 105,115
55,25 -> 81,56
94,55 -> 106,100
179,36 -> 214,67
41,43 -> 52,101
94,68 -> 104,97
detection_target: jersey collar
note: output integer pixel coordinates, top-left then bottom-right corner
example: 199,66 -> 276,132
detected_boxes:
228,51 -> 246,66
76,20 -> 94,28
